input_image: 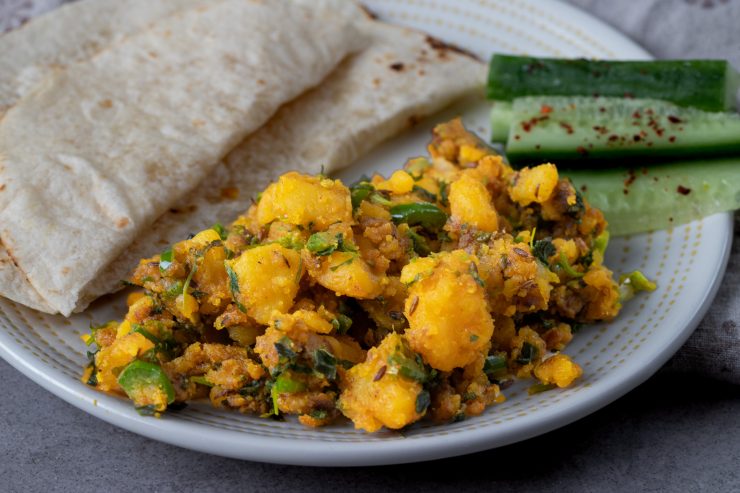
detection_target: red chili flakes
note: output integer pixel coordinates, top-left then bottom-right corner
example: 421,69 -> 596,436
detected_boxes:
540,104 -> 553,115
632,110 -> 641,119
593,125 -> 609,135
599,107 -> 606,113
559,121 -> 574,134
667,115 -> 683,124
580,184 -> 588,192
576,146 -> 588,156
608,134 -> 619,142
633,134 -> 642,142
521,115 -> 549,133
514,135 -> 521,141
624,169 -> 637,187
669,136 -> 676,143
677,185 -> 692,195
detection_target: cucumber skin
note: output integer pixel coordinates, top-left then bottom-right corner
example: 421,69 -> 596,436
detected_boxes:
564,159 -> 740,236
487,55 -> 739,112
499,96 -> 740,167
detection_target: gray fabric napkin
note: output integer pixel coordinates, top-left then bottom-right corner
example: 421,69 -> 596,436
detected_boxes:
1,0 -> 738,383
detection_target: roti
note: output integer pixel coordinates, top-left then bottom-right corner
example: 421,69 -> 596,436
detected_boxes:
0,0 -> 365,316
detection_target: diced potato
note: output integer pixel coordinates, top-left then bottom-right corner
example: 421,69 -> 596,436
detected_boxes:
510,327 -> 547,378
509,163 -> 559,206
227,244 -> 302,325
272,309 -> 334,334
375,170 -> 415,195
308,251 -> 383,299
449,173 -> 498,232
257,172 -> 352,229
458,144 -> 487,165
581,266 -> 621,321
94,332 -> 154,392
338,333 -> 425,432
402,251 -> 494,372
189,228 -> 221,248
534,353 -> 583,388
399,256 -> 437,285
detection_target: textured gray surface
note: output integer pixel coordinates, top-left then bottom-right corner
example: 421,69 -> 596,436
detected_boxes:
1,356 -> 738,492
1,0 -> 739,491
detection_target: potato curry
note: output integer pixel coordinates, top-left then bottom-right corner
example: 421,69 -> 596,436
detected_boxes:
82,119 -> 653,433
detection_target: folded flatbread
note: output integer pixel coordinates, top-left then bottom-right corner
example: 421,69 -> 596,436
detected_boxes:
78,18 -> 486,310
0,0 -> 209,313
0,0 -> 365,316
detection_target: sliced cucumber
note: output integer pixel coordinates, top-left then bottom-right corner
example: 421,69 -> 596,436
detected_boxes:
487,55 -> 739,112
564,158 -> 740,236
493,96 -> 740,166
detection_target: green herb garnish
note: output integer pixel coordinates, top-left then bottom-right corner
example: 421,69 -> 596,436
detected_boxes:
532,237 -> 556,264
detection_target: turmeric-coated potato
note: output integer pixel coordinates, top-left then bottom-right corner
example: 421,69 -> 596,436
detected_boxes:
449,173 -> 498,232
402,251 -> 494,372
338,333 -> 425,432
534,353 -> 583,388
227,244 -> 302,325
308,251 -> 383,299
257,172 -> 352,229
508,163 -> 559,206
94,332 -> 154,392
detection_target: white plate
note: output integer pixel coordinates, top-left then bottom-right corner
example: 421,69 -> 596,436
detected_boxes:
0,0 -> 733,466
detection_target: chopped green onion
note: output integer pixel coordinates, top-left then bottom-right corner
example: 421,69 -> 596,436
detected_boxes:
159,248 -> 174,273
619,270 -> 657,302
331,314 -> 353,335
390,202 -> 448,230
212,223 -> 228,240
117,360 -> 175,406
350,182 -> 375,210
190,375 -> 213,387
312,349 -> 338,381
558,251 -> 584,278
516,342 -> 538,365
415,390 -> 431,414
528,383 -> 556,395
593,230 -> 610,256
270,374 -> 306,415
483,354 -> 508,379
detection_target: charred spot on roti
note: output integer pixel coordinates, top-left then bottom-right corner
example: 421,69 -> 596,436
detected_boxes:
98,99 -> 113,109
0,184 -> 5,192
61,267 -> 71,275
116,217 -> 130,229
220,187 -> 239,200
390,62 -> 404,71
372,77 -> 381,87
424,35 -> 479,61
359,4 -> 379,19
